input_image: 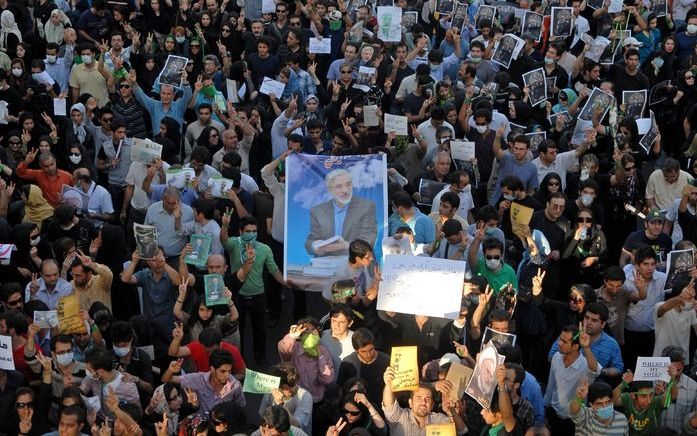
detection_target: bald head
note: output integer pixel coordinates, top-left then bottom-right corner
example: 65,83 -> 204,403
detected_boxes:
206,254 -> 227,275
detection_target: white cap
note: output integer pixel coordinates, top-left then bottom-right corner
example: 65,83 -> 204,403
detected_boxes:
439,353 -> 460,367
623,36 -> 643,47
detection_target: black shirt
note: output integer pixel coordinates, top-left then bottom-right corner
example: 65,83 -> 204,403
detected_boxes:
622,230 -> 672,264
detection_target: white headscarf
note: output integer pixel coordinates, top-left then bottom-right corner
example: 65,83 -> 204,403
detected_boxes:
71,103 -> 87,144
43,9 -> 70,45
0,11 -> 22,51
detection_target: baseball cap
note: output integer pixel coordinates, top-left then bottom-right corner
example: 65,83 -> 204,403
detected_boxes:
645,208 -> 664,222
439,353 -> 461,367
623,36 -> 643,47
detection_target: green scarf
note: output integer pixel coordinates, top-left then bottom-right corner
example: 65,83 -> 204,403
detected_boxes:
301,332 -> 320,358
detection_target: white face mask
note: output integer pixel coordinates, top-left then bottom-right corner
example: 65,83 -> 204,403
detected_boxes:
55,352 -> 73,366
470,56 -> 481,63
580,193 -> 594,207
475,125 -> 487,134
46,55 -> 57,64
113,345 -> 130,357
81,55 -> 93,64
175,36 -> 186,43
580,168 -> 590,181
485,258 -> 501,270
503,194 -> 516,201
30,236 -> 41,246
11,68 -> 22,77
69,154 -> 82,164
544,57 -> 555,65
688,24 -> 697,34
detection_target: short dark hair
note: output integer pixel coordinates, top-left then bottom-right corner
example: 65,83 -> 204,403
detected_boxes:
192,198 -> 215,220
198,103 -> 213,113
588,381 -> 613,403
585,302 -> 609,322
477,205 -> 499,223
51,334 -> 73,352
351,327 -> 374,350
239,215 -> 258,230
329,303 -> 353,321
392,190 -> 413,209
440,191 -> 460,209
190,146 -> 210,164
60,405 -> 86,424
482,237 -> 503,253
199,327 -> 223,347
579,178 -> 599,194
110,321 -> 135,344
500,175 -> 524,192
624,48 -> 640,59
260,405 -> 291,432
561,324 -> 580,346
85,347 -> 114,371
348,239 -> 372,263
208,349 -> 234,369
604,266 -> 626,282
634,244 -> 657,264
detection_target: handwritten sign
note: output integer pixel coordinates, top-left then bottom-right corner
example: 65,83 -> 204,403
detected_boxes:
309,37 -> 332,54
445,361 -> 473,402
242,368 -> 281,393
57,294 -> 87,334
377,255 -> 466,319
634,356 -> 671,382
259,77 -> 286,98
450,141 -> 475,162
510,202 -> 534,237
390,346 -> 419,391
363,105 -> 379,127
383,114 -> 408,136
425,423 -> 456,436
0,335 -> 14,370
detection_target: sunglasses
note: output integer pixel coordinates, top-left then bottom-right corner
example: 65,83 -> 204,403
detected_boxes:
102,117 -> 113,122
485,255 -> 501,260
276,8 -> 287,12
624,166 -> 635,171
222,28 -> 231,32
341,70 -> 352,74
343,409 -> 361,416
548,181 -> 560,186
291,21 -> 301,25
6,298 -> 22,306
9,141 -> 20,145
577,217 -> 592,223
15,402 -> 33,409
687,75 -> 695,79
569,297 -> 584,304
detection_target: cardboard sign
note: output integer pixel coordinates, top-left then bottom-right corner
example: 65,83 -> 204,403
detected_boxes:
186,234 -> 212,268
390,346 -> 419,391
425,423 -> 456,436
634,357 -> 671,382
57,295 -> 87,334
242,368 -> 281,393
510,202 -> 534,237
34,310 -> 59,329
445,361 -> 473,401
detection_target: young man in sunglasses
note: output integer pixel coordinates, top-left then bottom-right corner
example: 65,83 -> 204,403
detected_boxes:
468,226 -> 518,296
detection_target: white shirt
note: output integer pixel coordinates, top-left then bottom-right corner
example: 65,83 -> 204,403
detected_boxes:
125,161 -> 171,212
623,263 -> 667,331
544,352 -> 601,418
665,198 -> 695,246
417,119 -> 456,151
320,329 -> 354,382
653,301 -> 697,358
532,150 -> 579,190
431,185 -> 474,221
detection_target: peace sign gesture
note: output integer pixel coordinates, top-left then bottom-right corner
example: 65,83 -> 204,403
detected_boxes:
326,417 -> 347,436
24,148 -> 38,164
480,285 -> 493,306
178,275 -> 189,298
532,268 -> 546,296
194,74 -> 204,92
154,412 -> 168,436
342,118 -> 352,135
184,387 -> 199,408
98,39 -> 109,54
29,273 -> 39,295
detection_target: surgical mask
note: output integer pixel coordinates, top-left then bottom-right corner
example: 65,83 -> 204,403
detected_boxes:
470,56 -> 481,63
580,168 -> 590,181
544,57 -> 555,65
46,55 -> 57,64
55,352 -> 73,366
30,236 -> 41,246
466,294 -> 480,306
301,332 -> 320,357
81,55 -> 93,64
688,24 -> 697,34
85,368 -> 100,381
240,232 -> 257,244
11,68 -> 22,77
32,73 -> 41,81
595,404 -> 614,420
503,194 -> 516,201
175,36 -> 186,43
429,62 -> 441,71
580,194 -> 594,207
486,258 -> 501,269
475,125 -> 487,133
113,346 -> 130,357
69,154 -> 82,164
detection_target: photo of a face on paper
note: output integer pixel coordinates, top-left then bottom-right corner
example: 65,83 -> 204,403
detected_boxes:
284,154 -> 387,276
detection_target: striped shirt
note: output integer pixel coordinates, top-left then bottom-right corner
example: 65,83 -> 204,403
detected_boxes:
111,96 -> 149,139
570,406 -> 629,435
660,375 -> 697,432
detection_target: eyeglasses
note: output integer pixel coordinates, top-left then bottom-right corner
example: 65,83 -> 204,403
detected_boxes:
550,204 -> 565,210
222,28 -> 231,32
624,166 -> 635,171
475,123 -> 487,127
69,153 -> 81,157
191,44 -> 201,48
6,298 -> 22,306
577,217 -> 592,223
343,409 -> 361,416
341,70 -> 352,74
276,8 -> 287,12
569,297 -> 584,304
548,181 -> 560,186
102,117 -> 113,122
15,402 -> 33,409
484,255 -> 501,260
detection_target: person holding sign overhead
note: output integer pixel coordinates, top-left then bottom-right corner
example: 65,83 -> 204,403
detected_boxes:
479,364 -> 519,435
468,224 -> 518,295
257,362 -> 314,435
381,366 -> 467,435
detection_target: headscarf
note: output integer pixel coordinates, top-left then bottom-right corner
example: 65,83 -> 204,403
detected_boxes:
552,88 -> 578,114
23,185 -> 54,230
151,385 -> 180,435
44,10 -> 71,45
70,103 -> 87,144
0,11 -> 22,50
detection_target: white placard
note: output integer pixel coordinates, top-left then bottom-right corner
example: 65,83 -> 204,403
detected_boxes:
309,37 -> 332,54
636,118 -> 652,135
259,77 -> 286,98
376,255 -> 466,319
383,114 -> 408,136
0,335 -> 15,370
634,356 -> 671,382
226,79 -> 239,104
262,0 -> 275,13
34,310 -> 59,328
53,98 -> 67,116
450,141 -> 475,161
377,6 -> 403,42
363,105 -> 379,127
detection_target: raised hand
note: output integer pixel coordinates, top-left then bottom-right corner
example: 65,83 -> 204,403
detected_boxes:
154,412 -> 168,436
172,322 -> 184,340
326,417 -> 347,436
168,358 -> 184,374
185,387 -> 198,407
289,324 -> 307,339
29,273 -> 39,295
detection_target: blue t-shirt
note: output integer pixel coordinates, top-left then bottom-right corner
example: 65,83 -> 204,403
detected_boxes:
489,153 -> 539,205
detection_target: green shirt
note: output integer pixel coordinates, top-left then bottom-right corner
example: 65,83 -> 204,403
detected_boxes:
223,238 -> 279,296
476,258 -> 518,294
621,392 -> 666,436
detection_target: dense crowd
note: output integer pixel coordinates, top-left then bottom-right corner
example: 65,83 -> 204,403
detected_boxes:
2,0 -> 697,434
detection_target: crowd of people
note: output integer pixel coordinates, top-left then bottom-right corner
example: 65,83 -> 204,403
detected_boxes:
2,0 -> 697,434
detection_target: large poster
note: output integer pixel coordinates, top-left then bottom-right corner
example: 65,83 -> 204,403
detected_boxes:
284,154 -> 388,286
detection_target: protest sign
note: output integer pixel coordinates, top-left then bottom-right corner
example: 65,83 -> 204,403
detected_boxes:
186,234 -> 213,268
465,343 -> 504,409
384,114 -> 408,135
259,77 -> 286,97
0,244 -> 15,265
377,255 -> 466,319
158,55 -> 188,88
510,202 -> 534,237
436,0 -> 454,14
418,179 -> 447,206
165,168 -> 195,190
578,87 -> 614,121
354,66 -> 377,92
664,249 -> 694,292
445,361 -> 473,402
34,310 -> 59,329
309,37 -> 332,54
634,357 -> 671,382
403,11 -> 418,32
242,368 -> 281,393
53,98 -> 67,116
363,105 -> 379,127
522,11 -> 543,41
551,7 -> 573,37
522,68 -> 547,107
61,184 -> 89,212
491,34 -> 524,69
382,236 -> 413,257
131,138 -> 163,163
425,423 -> 456,436
450,141 -> 475,163
134,223 -> 158,260
390,346 -> 419,391
377,7 -> 403,42
209,175 -> 235,198
57,295 -> 87,334
623,90 -> 647,119
450,3 -> 468,31
284,154 -> 387,287
0,335 -> 14,370
204,274 -> 227,306
475,5 -> 496,29
482,327 -> 517,350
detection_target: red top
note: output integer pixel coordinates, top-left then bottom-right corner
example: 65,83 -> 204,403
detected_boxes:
187,341 -> 246,374
16,162 -> 74,207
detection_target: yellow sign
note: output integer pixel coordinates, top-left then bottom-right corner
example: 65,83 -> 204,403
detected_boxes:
445,361 -> 474,402
510,202 -> 534,237
425,422 -> 456,436
390,346 -> 419,391
57,295 -> 87,334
